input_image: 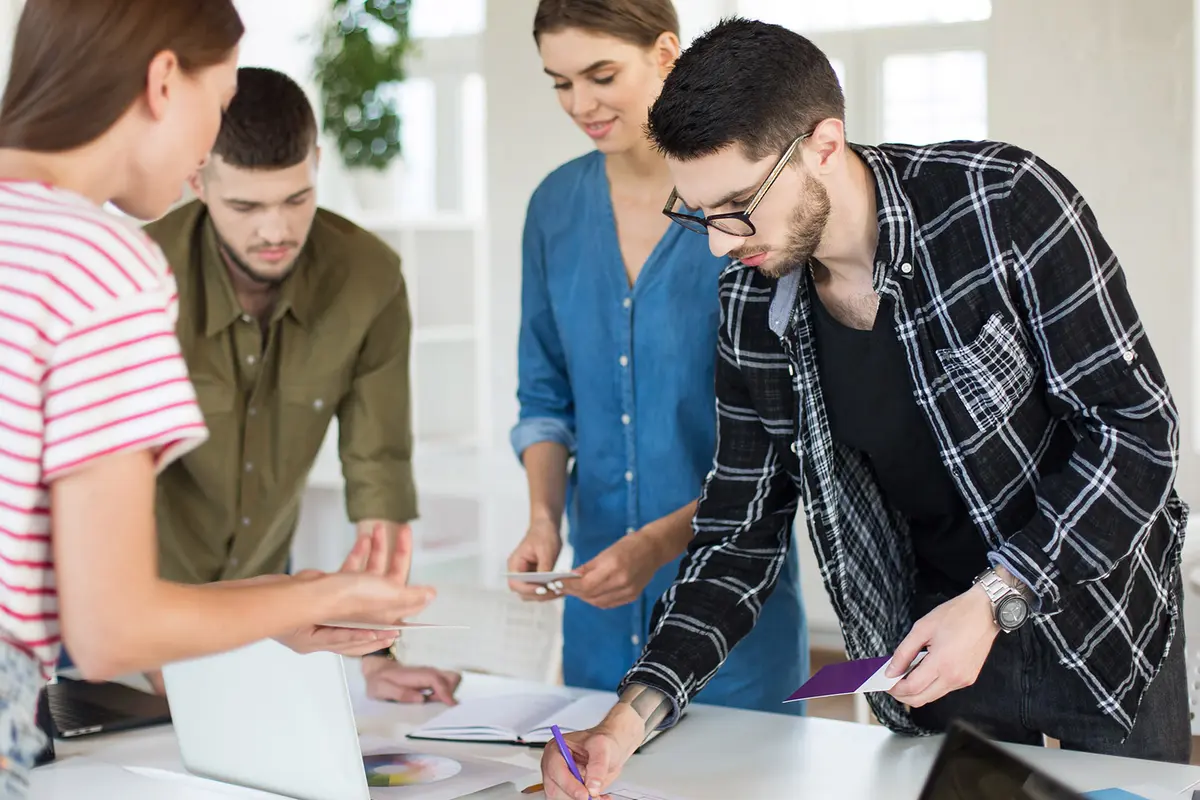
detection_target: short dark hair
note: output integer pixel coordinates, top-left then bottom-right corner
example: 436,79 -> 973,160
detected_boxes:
212,67 -> 317,169
646,17 -> 844,162
533,0 -> 678,48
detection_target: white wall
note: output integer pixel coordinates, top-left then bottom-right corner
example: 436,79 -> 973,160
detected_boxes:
989,0 -> 1197,502
482,0 -> 588,451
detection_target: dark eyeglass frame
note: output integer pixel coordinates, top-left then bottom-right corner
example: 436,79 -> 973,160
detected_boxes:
662,131 -> 812,238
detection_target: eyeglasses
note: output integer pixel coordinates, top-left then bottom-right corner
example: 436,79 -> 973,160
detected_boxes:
662,131 -> 812,238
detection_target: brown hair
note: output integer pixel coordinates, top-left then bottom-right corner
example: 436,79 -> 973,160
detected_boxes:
212,68 -> 317,170
533,0 -> 679,48
0,0 -> 244,153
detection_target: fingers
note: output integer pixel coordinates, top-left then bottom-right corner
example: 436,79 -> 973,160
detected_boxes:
290,626 -> 394,656
889,657 -> 938,701
370,683 -> 427,703
386,525 -> 414,582
542,744 -> 590,800
899,676 -> 950,709
580,736 -> 618,797
887,621 -> 930,678
339,533 -> 373,573
365,523 -> 390,575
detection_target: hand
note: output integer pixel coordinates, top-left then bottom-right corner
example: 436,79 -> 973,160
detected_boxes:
507,518 -> 564,601
289,524 -> 435,642
355,520 -> 410,574
361,657 -> 461,705
565,533 -> 660,610
886,584 -> 999,708
541,703 -> 643,800
144,669 -> 166,696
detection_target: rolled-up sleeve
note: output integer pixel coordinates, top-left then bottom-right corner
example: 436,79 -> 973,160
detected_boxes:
510,197 -> 576,461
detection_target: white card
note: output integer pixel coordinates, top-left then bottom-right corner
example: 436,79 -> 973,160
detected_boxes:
321,621 -> 468,631
503,571 -> 582,584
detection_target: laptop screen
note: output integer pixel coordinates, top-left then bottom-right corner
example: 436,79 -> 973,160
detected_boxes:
918,722 -> 1085,800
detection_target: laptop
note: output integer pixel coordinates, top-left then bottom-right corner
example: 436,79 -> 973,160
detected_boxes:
919,721 -> 1086,800
162,638 -> 374,800
44,676 -> 172,739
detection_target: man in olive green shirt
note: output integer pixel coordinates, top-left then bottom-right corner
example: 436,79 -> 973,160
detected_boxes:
143,66 -> 459,705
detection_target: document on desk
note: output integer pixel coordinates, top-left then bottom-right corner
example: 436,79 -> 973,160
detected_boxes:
322,621 -> 469,631
408,691 -> 665,747
785,651 -> 927,702
606,782 -> 690,800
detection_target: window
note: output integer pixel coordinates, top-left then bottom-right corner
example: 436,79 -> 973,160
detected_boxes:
739,0 -> 991,32
882,51 -> 986,144
410,0 -> 485,39
738,0 -> 990,145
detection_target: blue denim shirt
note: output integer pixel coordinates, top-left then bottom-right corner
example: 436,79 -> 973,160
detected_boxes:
512,151 -> 807,713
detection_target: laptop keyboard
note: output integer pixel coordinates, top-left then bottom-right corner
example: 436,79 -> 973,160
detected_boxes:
48,693 -> 131,735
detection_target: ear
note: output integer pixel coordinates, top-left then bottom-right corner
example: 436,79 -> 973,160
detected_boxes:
653,31 -> 681,78
144,50 -> 181,122
188,168 -> 208,203
809,118 -> 846,174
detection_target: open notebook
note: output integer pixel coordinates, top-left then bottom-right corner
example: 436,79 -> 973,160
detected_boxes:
407,691 -> 665,747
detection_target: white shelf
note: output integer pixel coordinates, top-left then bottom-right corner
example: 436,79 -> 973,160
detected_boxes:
413,325 -> 476,344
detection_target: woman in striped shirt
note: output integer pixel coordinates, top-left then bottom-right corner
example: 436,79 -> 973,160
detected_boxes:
0,3 -> 435,795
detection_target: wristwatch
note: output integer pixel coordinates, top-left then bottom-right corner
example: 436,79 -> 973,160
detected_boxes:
973,568 -> 1035,633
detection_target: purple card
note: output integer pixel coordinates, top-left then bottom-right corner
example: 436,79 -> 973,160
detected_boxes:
785,651 -> 927,703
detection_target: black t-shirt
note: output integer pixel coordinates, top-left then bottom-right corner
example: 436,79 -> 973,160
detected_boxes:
810,283 -> 990,595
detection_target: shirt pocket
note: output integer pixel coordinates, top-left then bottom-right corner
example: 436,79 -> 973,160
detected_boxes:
936,313 -> 1036,431
190,376 -> 235,419
279,381 -> 342,467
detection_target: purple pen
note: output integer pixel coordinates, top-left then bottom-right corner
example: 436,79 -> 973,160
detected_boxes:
550,724 -> 591,799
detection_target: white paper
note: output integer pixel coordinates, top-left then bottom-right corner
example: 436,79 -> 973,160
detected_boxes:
503,571 -> 582,584
322,621 -> 469,631
857,650 -> 928,694
359,736 -> 529,800
408,691 -> 574,741
607,781 -> 690,800
523,693 -> 621,743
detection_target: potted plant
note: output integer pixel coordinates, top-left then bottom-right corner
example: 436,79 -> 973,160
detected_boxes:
314,0 -> 414,212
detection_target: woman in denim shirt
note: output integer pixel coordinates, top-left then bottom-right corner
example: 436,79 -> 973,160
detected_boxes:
506,0 -> 808,713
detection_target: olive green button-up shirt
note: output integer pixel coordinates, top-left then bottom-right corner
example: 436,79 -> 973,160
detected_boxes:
145,202 -> 417,583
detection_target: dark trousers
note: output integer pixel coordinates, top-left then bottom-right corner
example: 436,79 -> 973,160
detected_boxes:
909,590 -> 1191,765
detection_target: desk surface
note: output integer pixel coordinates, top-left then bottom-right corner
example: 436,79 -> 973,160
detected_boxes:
33,671 -> 1200,799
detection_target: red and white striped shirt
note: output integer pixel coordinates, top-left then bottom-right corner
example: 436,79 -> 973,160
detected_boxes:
0,182 -> 208,678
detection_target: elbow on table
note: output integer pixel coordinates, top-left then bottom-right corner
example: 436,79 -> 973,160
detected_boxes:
59,612 -> 152,682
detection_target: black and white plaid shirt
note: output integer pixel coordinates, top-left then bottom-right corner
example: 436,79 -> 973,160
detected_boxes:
621,141 -> 1188,736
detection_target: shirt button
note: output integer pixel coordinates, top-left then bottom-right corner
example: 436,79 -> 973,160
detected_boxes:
229,557 -> 239,568
900,262 -> 913,275
619,355 -> 628,367
631,634 -> 640,646
626,527 -> 636,535
790,441 -> 800,454
1123,350 -> 1136,364
240,314 -> 253,324
621,414 -> 631,425
245,354 -> 257,366
248,407 -> 258,417
623,298 -> 632,309
625,471 -> 634,482
241,517 -> 251,527
788,364 -> 795,376
313,398 -> 325,411
244,462 -> 253,473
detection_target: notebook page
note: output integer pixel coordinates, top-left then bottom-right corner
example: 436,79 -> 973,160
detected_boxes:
409,692 -> 573,741
523,693 -> 620,743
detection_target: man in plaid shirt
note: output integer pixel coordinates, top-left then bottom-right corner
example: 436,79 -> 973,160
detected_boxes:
539,17 -> 1190,800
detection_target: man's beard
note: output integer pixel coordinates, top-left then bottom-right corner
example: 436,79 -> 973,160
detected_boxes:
216,230 -> 298,288
752,175 -> 831,279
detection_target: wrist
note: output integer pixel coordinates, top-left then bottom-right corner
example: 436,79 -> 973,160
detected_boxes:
528,510 -> 562,536
602,701 -> 649,754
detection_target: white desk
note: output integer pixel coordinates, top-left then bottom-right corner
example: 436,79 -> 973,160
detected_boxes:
32,671 -> 1200,799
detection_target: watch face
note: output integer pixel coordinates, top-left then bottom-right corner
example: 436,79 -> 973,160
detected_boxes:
998,596 -> 1030,630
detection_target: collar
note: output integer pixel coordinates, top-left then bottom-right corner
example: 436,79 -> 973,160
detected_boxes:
850,143 -> 921,280
199,215 -> 315,337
